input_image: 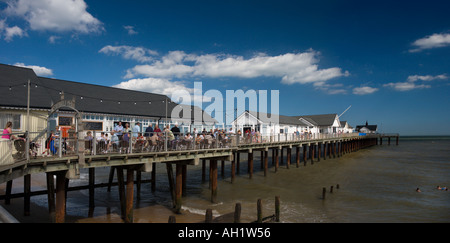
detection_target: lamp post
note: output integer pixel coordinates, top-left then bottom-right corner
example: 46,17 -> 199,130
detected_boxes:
26,79 -> 30,162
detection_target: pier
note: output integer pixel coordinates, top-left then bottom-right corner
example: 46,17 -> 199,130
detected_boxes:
0,132 -> 395,223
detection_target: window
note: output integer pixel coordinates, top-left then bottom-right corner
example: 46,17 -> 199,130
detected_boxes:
0,113 -> 22,130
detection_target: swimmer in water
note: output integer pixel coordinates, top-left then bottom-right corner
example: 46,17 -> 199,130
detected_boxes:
416,188 -> 421,192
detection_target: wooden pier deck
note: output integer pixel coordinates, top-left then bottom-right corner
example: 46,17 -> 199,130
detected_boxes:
0,133 -> 391,223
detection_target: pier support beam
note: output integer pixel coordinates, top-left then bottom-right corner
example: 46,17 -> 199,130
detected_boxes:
248,152 -> 253,179
303,146 -> 307,166
210,160 -> 218,203
55,171 -> 67,223
175,164 -> 183,214
125,167 -> 134,223
264,150 -> 268,176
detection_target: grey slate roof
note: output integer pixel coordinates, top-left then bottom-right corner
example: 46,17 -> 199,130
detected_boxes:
0,63 -> 215,123
295,114 -> 338,126
245,111 -> 311,127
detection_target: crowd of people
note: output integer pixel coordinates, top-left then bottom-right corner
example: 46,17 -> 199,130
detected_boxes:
82,122 -> 240,154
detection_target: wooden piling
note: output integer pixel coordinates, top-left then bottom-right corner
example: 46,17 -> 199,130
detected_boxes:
5,180 -> 12,205
89,167 -> 95,210
24,174 -> 31,216
275,196 -> 280,222
166,163 -> 176,208
322,187 -> 326,200
275,148 -> 279,172
234,203 -> 241,223
168,215 -> 176,223
151,163 -> 156,192
201,159 -> 206,182
257,199 -> 263,223
46,173 -> 55,215
231,153 -> 236,183
55,171 -> 67,223
117,167 -> 126,219
107,167 -> 115,192
182,164 -> 187,197
125,167 -> 134,223
205,208 -> 213,223
286,147 -> 291,169
210,160 -> 218,203
296,146 -> 300,168
175,163 -> 183,214
248,152 -> 253,179
264,150 -> 268,177
303,146 -> 307,166
317,143 -> 321,161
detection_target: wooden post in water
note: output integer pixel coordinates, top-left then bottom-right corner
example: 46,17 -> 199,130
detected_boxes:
275,196 -> 280,222
231,153 -> 236,183
310,144 -> 314,165
5,180 -> 12,205
201,159 -> 206,182
210,160 -> 218,203
175,163 -> 183,214
46,172 -> 55,216
237,152 -> 241,174
107,167 -> 115,192
117,167 -> 126,219
24,174 -> 31,216
89,167 -> 95,210
257,199 -> 263,223
205,208 -> 213,223
166,163 -> 176,208
303,145 -> 307,166
248,152 -> 253,179
322,187 -> 326,200
286,147 -> 291,169
182,164 -> 187,197
275,148 -> 279,172
168,215 -> 176,223
151,163 -> 156,192
125,167 -> 134,223
317,143 -> 321,162
261,150 -> 264,169
234,203 -> 241,223
264,150 -> 268,177
55,171 -> 67,223
296,146 -> 300,168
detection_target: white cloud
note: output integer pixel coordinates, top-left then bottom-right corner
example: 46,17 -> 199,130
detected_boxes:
0,19 -> 27,41
383,82 -> 430,91
410,33 -> 450,52
352,86 -> 379,95
385,73 -> 447,91
124,25 -> 138,35
112,77 -> 206,104
13,62 -> 54,76
4,0 -> 103,34
99,45 -> 158,63
4,25 -> 26,41
122,49 -> 348,84
407,74 -> 448,82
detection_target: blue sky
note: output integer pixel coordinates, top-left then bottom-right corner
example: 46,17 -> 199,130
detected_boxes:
1,0 -> 449,135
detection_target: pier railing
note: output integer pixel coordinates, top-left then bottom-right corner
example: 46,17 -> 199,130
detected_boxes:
0,130 -> 370,167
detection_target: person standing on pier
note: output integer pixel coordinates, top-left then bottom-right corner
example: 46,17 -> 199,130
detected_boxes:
1,121 -> 22,165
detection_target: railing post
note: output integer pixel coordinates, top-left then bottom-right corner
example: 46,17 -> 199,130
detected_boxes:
58,132 -> 62,158
92,131 -> 97,155
25,131 -> 30,162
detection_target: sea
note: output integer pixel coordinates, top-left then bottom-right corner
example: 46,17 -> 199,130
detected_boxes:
1,136 -> 449,223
